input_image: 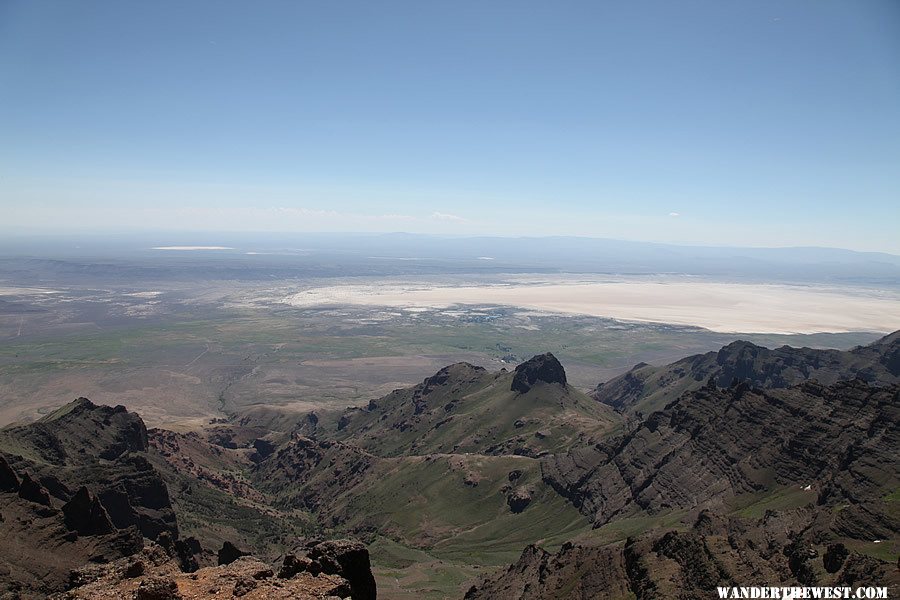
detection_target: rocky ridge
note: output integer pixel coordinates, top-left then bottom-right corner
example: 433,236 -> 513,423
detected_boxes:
594,332 -> 900,417
2,333 -> 899,599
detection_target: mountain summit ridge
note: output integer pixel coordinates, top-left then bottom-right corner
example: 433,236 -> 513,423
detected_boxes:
2,334 -> 899,598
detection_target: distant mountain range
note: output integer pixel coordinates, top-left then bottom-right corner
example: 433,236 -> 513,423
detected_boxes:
2,232 -> 899,286
1,332 -> 898,597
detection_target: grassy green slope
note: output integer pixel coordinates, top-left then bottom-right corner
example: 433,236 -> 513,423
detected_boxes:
334,363 -> 621,457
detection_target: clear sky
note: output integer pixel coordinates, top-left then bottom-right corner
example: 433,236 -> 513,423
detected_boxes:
1,1 -> 899,252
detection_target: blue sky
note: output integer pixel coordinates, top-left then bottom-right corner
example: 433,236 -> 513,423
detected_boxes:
1,1 -> 899,252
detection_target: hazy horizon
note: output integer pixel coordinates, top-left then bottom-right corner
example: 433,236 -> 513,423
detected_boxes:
1,229 -> 900,258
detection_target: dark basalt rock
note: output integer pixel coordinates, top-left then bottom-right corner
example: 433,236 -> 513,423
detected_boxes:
251,438 -> 276,461
17,472 -> 52,506
337,412 -> 354,431
786,541 -> 820,585
836,553 -> 892,587
653,531 -> 732,592
307,539 -> 377,600
123,559 -> 146,578
62,486 -> 115,536
174,536 -> 202,573
0,455 -> 19,492
218,541 -> 249,566
232,576 -> 257,597
507,487 -> 532,513
39,474 -> 72,501
511,353 -> 567,393
823,543 -> 849,574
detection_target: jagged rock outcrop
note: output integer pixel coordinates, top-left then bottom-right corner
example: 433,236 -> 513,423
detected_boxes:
63,486 -> 115,535
252,435 -> 375,515
0,398 -> 177,541
1,456 -> 144,597
511,353 -> 567,393
0,399 -> 180,597
506,487 -> 532,513
333,362 -> 495,454
464,542 -> 632,599
251,438 -> 276,462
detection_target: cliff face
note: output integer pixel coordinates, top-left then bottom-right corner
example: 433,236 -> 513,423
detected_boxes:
545,379 -> 899,532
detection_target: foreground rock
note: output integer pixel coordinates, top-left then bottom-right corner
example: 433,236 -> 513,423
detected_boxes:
54,538 -> 376,600
306,539 -> 376,600
52,545 -> 347,599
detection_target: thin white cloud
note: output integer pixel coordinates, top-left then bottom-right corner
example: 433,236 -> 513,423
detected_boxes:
669,212 -> 681,218
431,211 -> 466,222
152,246 -> 233,251
170,206 -> 419,223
